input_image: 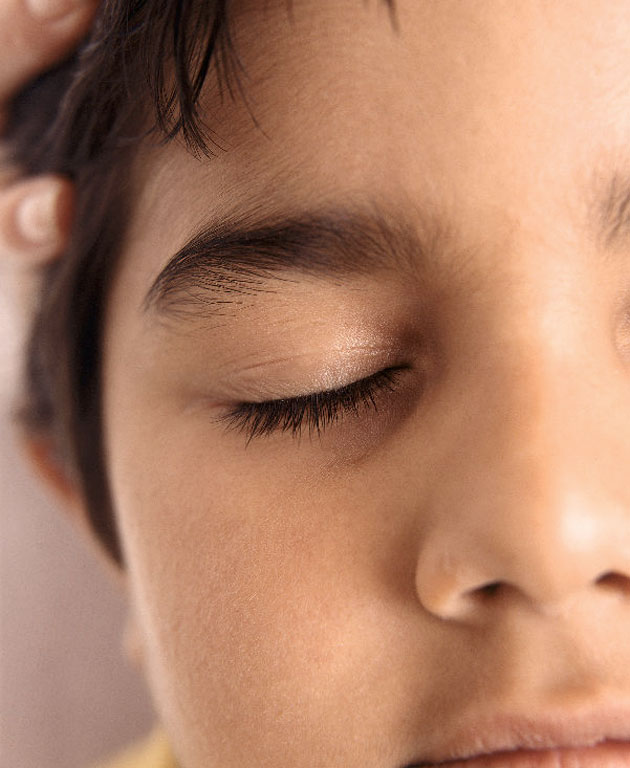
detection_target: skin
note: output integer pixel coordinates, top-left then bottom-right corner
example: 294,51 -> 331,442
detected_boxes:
86,0 -> 630,765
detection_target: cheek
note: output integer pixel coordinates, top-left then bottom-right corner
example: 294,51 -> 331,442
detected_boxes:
106,410 -> 416,765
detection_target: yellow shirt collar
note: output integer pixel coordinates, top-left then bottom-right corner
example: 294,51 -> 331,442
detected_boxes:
94,728 -> 177,768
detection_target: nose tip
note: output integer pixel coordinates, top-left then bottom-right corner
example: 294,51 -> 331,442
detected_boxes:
408,290 -> 630,623
413,487 -> 630,622
415,558 -> 630,622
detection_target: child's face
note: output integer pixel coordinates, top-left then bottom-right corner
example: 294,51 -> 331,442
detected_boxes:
99,1 -> 630,765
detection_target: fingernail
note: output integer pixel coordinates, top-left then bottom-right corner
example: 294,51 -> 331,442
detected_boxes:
26,0 -> 89,21
16,186 -> 60,244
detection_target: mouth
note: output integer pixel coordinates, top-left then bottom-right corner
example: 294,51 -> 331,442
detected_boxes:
401,705 -> 630,767
407,740 -> 630,767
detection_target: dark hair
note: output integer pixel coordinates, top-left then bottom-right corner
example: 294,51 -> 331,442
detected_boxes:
7,0 -> 396,564
6,0 -> 238,563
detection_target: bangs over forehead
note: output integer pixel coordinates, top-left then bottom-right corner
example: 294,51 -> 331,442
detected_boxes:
9,0 -> 398,174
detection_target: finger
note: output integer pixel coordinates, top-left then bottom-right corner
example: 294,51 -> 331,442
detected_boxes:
0,174 -> 73,264
0,0 -> 98,104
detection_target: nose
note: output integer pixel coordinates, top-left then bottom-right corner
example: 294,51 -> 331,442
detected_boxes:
413,324 -> 630,621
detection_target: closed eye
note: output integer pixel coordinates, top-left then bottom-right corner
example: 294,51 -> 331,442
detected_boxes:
219,366 -> 409,442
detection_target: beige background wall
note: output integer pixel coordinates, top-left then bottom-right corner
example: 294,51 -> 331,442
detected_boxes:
1,266 -> 154,768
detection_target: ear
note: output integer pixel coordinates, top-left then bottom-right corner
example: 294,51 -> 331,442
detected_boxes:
21,432 -> 127,587
22,433 -> 84,518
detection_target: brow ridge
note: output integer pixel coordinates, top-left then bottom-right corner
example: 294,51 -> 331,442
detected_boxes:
142,206 -> 435,319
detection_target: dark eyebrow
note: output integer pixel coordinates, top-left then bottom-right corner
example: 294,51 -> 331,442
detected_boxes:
143,206 -> 443,319
143,160 -> 630,322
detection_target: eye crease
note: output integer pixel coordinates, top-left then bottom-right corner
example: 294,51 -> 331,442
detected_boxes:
219,366 -> 409,442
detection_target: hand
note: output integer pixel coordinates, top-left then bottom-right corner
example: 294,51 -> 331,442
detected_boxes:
0,0 -> 97,265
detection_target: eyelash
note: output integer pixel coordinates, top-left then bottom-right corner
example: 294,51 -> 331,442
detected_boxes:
220,366 -> 407,441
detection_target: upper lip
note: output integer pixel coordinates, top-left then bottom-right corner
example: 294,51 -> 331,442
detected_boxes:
404,703 -> 630,766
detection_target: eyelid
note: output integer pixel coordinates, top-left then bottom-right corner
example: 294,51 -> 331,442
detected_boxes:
218,365 -> 410,441
212,342 -> 407,403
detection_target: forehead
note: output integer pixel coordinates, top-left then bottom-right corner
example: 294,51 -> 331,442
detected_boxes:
122,0 -> 630,289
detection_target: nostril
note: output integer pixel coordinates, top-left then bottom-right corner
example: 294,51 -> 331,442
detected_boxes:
466,581 -> 503,600
595,571 -> 630,596
479,581 -> 502,597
